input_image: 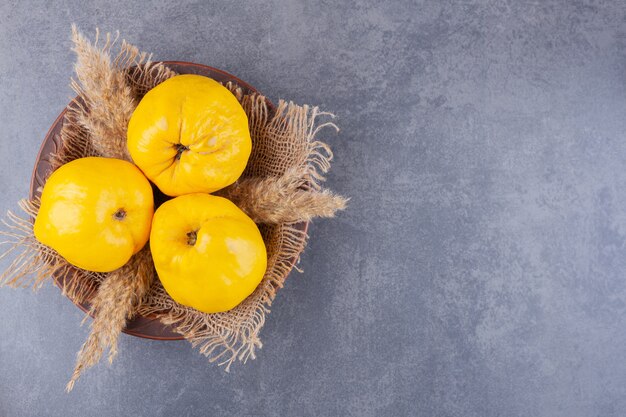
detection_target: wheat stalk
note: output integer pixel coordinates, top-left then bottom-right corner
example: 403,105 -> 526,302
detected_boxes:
66,247 -> 154,392
64,27 -> 167,392
218,168 -> 348,224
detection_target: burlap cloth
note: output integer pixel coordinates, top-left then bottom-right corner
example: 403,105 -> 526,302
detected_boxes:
0,27 -> 345,388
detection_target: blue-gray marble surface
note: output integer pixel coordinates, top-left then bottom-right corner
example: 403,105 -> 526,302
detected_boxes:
1,1 -> 625,416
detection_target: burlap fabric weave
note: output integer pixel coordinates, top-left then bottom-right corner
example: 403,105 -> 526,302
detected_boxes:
0,27 -> 345,381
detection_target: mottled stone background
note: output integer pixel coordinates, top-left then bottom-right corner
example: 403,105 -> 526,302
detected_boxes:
1,1 -> 625,416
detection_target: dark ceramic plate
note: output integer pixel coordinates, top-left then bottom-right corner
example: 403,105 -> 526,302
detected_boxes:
30,62 -> 307,340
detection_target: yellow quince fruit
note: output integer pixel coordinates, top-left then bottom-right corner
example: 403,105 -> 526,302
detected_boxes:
33,157 -> 154,272
150,193 -> 267,313
127,74 -> 252,196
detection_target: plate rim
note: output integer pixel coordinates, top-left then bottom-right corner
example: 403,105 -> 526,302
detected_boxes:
29,61 -> 309,340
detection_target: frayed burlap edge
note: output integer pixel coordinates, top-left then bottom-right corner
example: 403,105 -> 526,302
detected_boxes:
0,198 -> 103,303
